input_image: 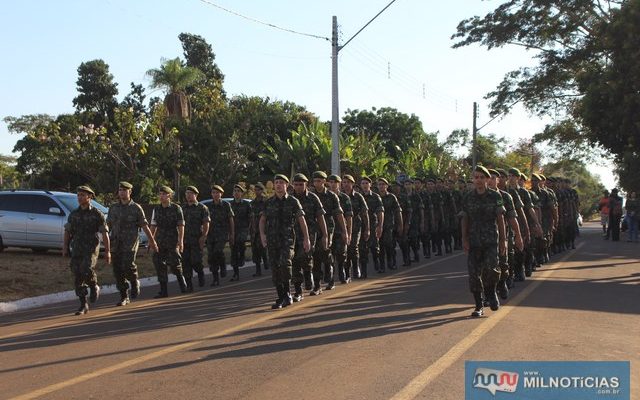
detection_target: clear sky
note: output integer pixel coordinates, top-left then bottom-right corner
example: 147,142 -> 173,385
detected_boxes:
0,0 -> 614,188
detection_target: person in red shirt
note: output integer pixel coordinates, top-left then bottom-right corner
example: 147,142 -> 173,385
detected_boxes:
598,190 -> 610,236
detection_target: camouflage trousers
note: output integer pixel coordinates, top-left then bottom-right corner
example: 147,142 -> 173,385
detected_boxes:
153,247 -> 183,283
359,226 -> 379,276
267,241 -> 294,287
207,235 -> 227,274
230,234 -> 247,269
467,244 -> 500,294
182,239 -> 204,280
70,249 -> 99,297
346,225 -> 362,277
332,230 -> 349,281
313,229 -> 334,285
112,250 -> 139,293
292,233 -> 317,289
379,227 -> 396,271
251,234 -> 268,268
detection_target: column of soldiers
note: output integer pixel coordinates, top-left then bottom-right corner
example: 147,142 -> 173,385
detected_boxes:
63,167 -> 579,316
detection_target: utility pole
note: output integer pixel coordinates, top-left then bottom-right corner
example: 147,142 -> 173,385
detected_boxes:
331,16 -> 340,175
472,101 -> 478,171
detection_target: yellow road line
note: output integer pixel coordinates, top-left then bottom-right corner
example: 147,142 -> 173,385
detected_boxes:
9,253 -> 462,400
389,242 -> 585,400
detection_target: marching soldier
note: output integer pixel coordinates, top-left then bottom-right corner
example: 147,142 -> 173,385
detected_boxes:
291,173 -> 327,300
206,184 -> 235,286
359,176 -> 384,278
230,184 -> 251,281
377,178 -> 402,272
259,174 -> 311,309
63,185 -> 110,315
460,166 -> 507,317
343,174 -> 369,280
250,183 -> 269,277
328,175 -> 353,283
107,181 -> 157,306
415,178 -> 436,259
425,178 -> 444,256
182,186 -> 210,291
391,182 -> 412,267
149,186 -> 186,298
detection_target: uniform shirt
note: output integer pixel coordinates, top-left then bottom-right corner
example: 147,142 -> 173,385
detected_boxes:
250,196 -> 267,237
207,200 -> 234,237
347,190 -> 368,229
182,202 -> 210,242
408,192 -> 424,228
231,199 -> 251,241
293,190 -> 326,236
311,187 -> 343,232
65,205 -> 108,254
380,192 -> 402,231
362,190 -> 384,229
534,187 -> 554,230
499,189 -> 517,238
107,200 -> 148,252
460,188 -> 506,247
262,193 -> 305,247
151,203 -> 185,249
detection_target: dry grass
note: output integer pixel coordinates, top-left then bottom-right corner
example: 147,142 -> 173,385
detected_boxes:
0,246 -> 252,302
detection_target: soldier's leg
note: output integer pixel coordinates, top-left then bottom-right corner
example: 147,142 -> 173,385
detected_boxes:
281,244 -> 294,307
207,241 -> 220,286
251,235 -> 263,276
421,231 -> 431,258
168,248 -> 186,294
378,233 -> 387,273
358,236 -> 369,279
370,230 -> 381,272
467,247 -> 484,317
70,256 -> 88,314
399,233 -> 410,266
153,250 -> 169,298
218,240 -> 228,278
334,237 -> 348,284
269,247 -> 285,309
182,244 -> 194,290
292,240 -> 305,300
480,245 -> 501,311
191,244 -> 205,287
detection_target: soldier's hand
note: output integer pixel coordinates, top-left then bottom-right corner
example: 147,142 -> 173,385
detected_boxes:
150,241 -> 158,253
177,242 -> 184,253
462,240 -> 470,254
199,236 -> 206,250
261,235 -> 267,248
303,238 -> 311,253
362,231 -> 370,243
515,235 -> 524,252
105,252 -> 112,265
229,236 -> 235,246
376,226 -> 383,240
322,237 -> 328,250
499,240 -> 507,257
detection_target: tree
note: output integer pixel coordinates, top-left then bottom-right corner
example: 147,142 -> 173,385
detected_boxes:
146,57 -> 204,120
0,155 -> 22,188
543,159 -> 606,217
121,83 -> 147,118
179,33 -> 225,84
72,59 -> 118,125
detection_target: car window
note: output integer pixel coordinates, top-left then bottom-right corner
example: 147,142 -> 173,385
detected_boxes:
0,194 -> 32,213
30,195 -> 61,215
54,195 -> 108,214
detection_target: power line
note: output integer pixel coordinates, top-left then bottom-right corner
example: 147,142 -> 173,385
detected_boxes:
197,0 -> 330,41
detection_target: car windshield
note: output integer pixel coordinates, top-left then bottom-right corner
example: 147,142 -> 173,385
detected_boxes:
54,194 -> 109,214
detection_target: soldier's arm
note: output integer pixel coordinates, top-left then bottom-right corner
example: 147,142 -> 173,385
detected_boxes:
376,210 -> 384,239
63,230 -> 71,257
361,205 -> 370,240
102,232 -> 111,264
517,208 -> 531,241
345,214 -> 352,238
228,216 -> 235,245
395,208 -> 403,234
337,213 -> 348,241
259,214 -> 267,248
497,214 -> 507,256
420,207 -> 425,232
509,216 -> 524,251
461,215 -> 469,253
177,224 -> 185,252
297,215 -> 311,252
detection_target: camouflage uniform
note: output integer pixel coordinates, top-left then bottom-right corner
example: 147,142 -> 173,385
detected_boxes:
528,188 -> 541,272
510,186 -> 530,281
107,200 -> 148,297
206,200 -> 234,280
429,190 -> 445,256
65,205 -> 108,298
419,190 -> 435,258
360,189 -> 384,277
379,192 -> 402,271
151,203 -> 185,293
182,201 -> 210,286
292,189 -> 325,292
346,190 -> 368,279
440,189 -> 458,253
496,189 -> 518,295
231,199 -> 251,278
311,187 -> 343,290
395,190 -> 412,266
333,191 -> 353,282
534,186 -> 554,263
452,187 -> 465,250
250,195 -> 268,275
407,191 -> 423,262
460,188 -> 505,295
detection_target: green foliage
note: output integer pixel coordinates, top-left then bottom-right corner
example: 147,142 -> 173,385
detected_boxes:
0,155 -> 23,189
146,57 -> 205,95
72,59 -> 119,125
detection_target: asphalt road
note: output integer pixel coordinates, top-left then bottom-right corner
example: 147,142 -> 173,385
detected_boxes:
1,222 -> 638,400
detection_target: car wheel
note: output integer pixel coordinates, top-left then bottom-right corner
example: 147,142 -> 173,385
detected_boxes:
32,248 -> 49,254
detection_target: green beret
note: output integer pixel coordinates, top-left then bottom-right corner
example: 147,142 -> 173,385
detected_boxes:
185,185 -> 199,194
496,168 -> 508,177
342,174 -> 356,183
159,185 -> 174,194
404,178 -> 414,184
413,177 -> 423,183
426,178 -> 436,183
360,176 -> 372,183
312,171 -> 328,180
508,167 -> 521,176
254,182 -> 266,190
119,181 -> 133,190
488,168 -> 500,177
76,185 -> 95,196
520,173 -> 528,180
457,178 -> 466,184
328,174 -> 342,182
538,174 -> 547,181
292,173 -> 309,183
531,173 -> 541,181
211,184 -> 224,193
474,165 -> 491,178
233,184 -> 245,192
274,174 -> 290,183
377,177 -> 390,185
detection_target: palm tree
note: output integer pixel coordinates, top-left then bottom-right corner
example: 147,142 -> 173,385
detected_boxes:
146,57 -> 204,121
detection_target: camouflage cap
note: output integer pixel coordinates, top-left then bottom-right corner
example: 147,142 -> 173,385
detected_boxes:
413,177 -> 424,183
496,168 -> 508,177
488,168 -> 500,177
342,174 -> 356,183
520,172 -> 529,180
292,173 -> 309,183
328,174 -> 342,182
159,185 -> 174,194
312,171 -> 328,180
185,185 -> 199,194
404,178 -> 414,184
360,176 -> 372,183
377,177 -> 390,185
233,184 -> 246,192
274,174 -> 290,183
211,184 -> 224,194
119,181 -> 133,190
538,174 -> 547,181
254,182 -> 266,190
531,173 -> 542,181
474,165 -> 491,178
508,167 -> 522,176
76,185 -> 95,196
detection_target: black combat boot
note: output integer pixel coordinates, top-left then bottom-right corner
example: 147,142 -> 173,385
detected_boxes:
89,285 -> 100,303
116,290 -> 130,306
352,263 -> 360,280
130,279 -> 140,299
154,282 -> 169,298
282,281 -> 293,307
75,296 -> 89,315
177,275 -> 187,293
498,279 -> 509,300
401,246 -> 411,267
303,270 -> 313,290
471,292 -> 483,317
272,285 -> 284,309
310,282 -> 322,296
211,270 -> 220,287
344,263 -> 352,283
219,258 -> 227,278
253,263 -> 262,277
360,261 -> 368,279
487,285 -> 500,311
230,266 -> 240,282
186,277 -> 194,293
293,284 -> 303,302
197,270 -> 206,287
